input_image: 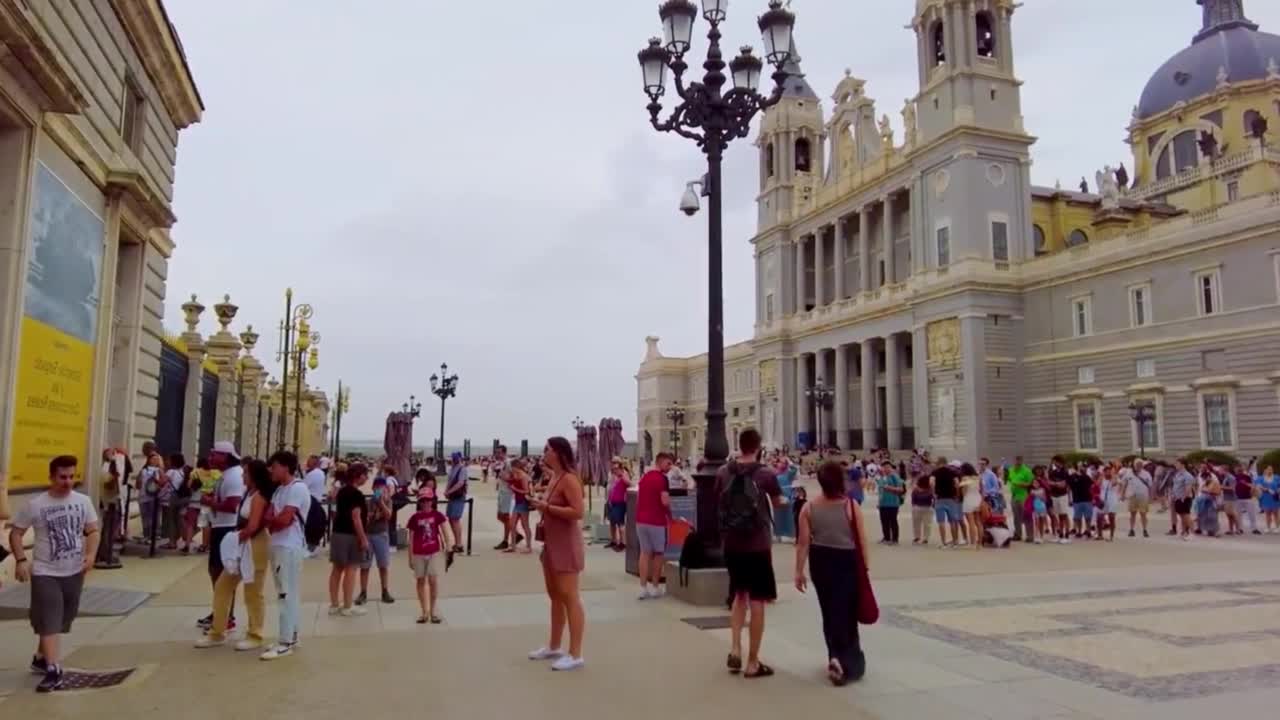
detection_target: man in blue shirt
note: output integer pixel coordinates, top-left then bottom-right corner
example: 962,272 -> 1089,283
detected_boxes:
979,457 -> 1004,512
846,458 -> 865,505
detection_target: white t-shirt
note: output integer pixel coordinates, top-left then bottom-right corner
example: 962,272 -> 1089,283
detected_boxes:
304,468 -> 327,501
12,491 -> 99,577
213,465 -> 246,528
270,480 -> 311,550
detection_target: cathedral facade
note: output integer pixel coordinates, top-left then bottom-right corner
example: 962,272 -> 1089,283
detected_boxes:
636,0 -> 1280,463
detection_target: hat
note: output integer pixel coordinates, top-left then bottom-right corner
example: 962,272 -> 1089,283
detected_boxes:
211,441 -> 240,460
948,460 -> 962,468
451,452 -> 463,461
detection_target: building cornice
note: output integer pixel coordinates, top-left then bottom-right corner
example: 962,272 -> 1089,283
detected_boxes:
110,0 -> 203,129
0,0 -> 88,113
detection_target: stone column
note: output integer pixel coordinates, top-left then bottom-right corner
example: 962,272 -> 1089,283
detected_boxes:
883,194 -> 896,286
960,314 -> 988,461
861,340 -> 877,450
886,333 -> 902,449
833,217 -> 847,301
238,325 -> 263,458
858,207 -> 872,294
179,295 -> 206,463
205,295 -> 243,446
912,326 -> 930,445
814,228 -> 826,307
794,237 -> 807,313
834,344 -> 849,449
795,353 -> 811,441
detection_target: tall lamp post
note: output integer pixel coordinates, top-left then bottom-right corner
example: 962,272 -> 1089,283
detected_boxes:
292,335 -> 319,454
331,382 -> 350,460
571,416 -> 586,433
430,363 -> 459,474
638,0 -> 796,479
1129,402 -> 1155,459
275,289 -> 315,451
665,403 -> 686,457
805,378 -> 834,451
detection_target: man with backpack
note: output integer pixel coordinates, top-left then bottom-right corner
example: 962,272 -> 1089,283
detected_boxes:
714,428 -> 784,679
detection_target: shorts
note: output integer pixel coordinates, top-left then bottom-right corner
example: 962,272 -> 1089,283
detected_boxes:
724,550 -> 777,602
363,532 -> 391,570
209,526 -> 234,576
1051,495 -> 1071,516
30,574 -> 85,636
1072,502 -> 1093,522
934,498 -> 961,524
607,501 -> 627,527
410,553 -> 444,578
496,489 -> 514,516
1033,499 -> 1048,516
512,499 -> 530,515
1173,497 -> 1194,515
197,507 -> 213,529
636,523 -> 667,554
1127,496 -> 1150,514
329,532 -> 364,566
446,497 -> 467,521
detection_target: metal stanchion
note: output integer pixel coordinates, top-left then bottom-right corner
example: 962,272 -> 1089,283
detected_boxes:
465,498 -> 474,556
148,492 -> 161,558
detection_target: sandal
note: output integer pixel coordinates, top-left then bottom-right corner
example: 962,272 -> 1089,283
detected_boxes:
430,615 -> 443,624
727,653 -> 742,674
416,616 -> 428,624
827,659 -> 844,686
743,663 -> 775,679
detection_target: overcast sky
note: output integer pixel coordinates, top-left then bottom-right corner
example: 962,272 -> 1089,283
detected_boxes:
161,0 -> 1280,445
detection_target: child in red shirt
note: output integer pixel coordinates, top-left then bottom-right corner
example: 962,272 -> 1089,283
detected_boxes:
405,497 -> 454,624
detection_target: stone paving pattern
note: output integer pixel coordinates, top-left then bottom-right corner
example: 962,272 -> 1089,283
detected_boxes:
1,481 -> 1279,719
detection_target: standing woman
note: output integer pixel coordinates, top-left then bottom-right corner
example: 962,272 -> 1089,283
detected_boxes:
328,463 -> 370,616
605,458 -> 631,551
506,460 -> 534,554
1257,465 -> 1279,533
1196,466 -> 1223,538
196,459 -> 274,650
1099,465 -> 1121,541
958,463 -> 983,551
794,460 -> 870,686
527,437 -> 586,671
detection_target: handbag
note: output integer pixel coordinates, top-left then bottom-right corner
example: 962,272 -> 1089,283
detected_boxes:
845,500 -> 879,625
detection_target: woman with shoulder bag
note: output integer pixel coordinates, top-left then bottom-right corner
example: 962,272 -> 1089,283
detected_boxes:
197,459 -> 273,650
794,460 -> 872,686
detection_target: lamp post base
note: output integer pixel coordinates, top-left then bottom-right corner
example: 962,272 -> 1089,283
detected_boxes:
693,463 -> 725,567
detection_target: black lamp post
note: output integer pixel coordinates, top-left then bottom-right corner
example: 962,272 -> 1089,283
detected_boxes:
805,378 -> 834,450
665,402 -> 686,455
275,289 -> 314,452
638,0 -> 796,478
430,363 -> 459,474
1129,401 -> 1155,459
403,395 -> 422,419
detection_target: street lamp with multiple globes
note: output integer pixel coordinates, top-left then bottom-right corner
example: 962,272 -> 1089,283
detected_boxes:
331,382 -> 351,460
638,0 -> 796,479
275,288 -> 316,452
665,402 -> 686,455
571,416 -> 587,433
1129,401 -> 1156,459
430,363 -> 459,473
805,378 -> 835,451
403,395 -> 422,418
292,332 -> 319,454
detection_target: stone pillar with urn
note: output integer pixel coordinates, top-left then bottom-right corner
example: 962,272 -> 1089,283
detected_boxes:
180,295 -> 206,463
238,325 -> 263,458
206,295 -> 243,445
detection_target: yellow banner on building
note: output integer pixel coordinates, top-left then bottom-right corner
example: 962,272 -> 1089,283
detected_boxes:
9,317 -> 95,490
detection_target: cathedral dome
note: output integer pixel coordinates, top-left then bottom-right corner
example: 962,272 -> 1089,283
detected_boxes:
1137,1 -> 1280,119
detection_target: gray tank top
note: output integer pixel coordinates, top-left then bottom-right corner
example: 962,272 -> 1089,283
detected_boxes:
809,501 -> 856,549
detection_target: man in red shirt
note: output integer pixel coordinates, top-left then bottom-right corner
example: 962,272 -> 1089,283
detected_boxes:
635,452 -> 673,600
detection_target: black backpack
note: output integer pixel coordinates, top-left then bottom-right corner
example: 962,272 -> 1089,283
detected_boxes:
677,530 -> 713,587
718,465 -> 763,534
302,497 -> 327,548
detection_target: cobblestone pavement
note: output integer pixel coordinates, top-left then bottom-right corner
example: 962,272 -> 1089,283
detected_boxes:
2,482 -> 1278,719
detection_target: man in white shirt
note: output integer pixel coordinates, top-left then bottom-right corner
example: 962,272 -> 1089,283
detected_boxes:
491,446 -> 516,550
302,455 -> 328,553
261,450 -> 310,661
198,441 -> 243,631
8,455 -> 100,692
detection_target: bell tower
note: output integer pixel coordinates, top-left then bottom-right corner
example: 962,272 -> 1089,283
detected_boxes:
756,47 -> 824,232
911,0 -> 1026,144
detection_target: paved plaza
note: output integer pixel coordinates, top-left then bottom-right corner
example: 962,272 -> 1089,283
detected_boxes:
3,481 -> 1280,719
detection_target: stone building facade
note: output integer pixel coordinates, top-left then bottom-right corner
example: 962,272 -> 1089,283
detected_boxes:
0,0 -> 201,497
637,0 -> 1280,463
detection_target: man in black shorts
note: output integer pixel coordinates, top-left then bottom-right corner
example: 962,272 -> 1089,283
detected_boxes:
714,428 -> 783,679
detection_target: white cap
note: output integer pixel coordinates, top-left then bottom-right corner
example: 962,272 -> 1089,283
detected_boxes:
211,440 -> 240,459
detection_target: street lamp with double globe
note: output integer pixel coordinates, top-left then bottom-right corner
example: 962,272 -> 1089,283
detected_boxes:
665,403 -> 686,456
805,378 -> 834,451
430,364 -> 459,473
1129,402 -> 1155,459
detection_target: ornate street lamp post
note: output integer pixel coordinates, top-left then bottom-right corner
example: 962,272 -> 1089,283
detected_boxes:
805,378 -> 834,451
638,0 -> 796,480
1129,402 -> 1155,459
665,403 -> 686,456
430,363 -> 459,474
275,289 -> 315,452
403,395 -> 422,419
292,334 -> 319,454
331,382 -> 350,460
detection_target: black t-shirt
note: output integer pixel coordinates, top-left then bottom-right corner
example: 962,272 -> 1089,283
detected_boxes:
1049,467 -> 1071,497
1068,473 -> 1093,504
333,485 -> 367,534
932,466 -> 958,500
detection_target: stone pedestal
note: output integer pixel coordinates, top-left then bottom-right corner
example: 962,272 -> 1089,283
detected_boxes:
205,296 -> 241,445
239,325 -> 262,458
179,296 -> 205,463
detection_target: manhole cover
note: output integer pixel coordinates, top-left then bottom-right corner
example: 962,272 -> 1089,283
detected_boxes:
681,615 -> 732,630
56,668 -> 135,691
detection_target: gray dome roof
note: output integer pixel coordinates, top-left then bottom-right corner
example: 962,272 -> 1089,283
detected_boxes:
1137,14 -> 1280,119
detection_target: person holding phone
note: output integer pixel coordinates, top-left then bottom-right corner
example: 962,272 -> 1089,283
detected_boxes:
328,463 -> 370,616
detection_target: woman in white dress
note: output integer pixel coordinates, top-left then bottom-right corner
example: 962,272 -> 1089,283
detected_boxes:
959,463 -> 983,550
1099,464 -> 1123,541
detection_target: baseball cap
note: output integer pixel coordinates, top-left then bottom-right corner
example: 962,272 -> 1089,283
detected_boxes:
211,441 -> 240,460
451,451 -> 463,461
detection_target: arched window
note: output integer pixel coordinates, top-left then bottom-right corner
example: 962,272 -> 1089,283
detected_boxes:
795,137 -> 811,172
1032,225 -> 1047,255
931,21 -> 946,66
1171,130 -> 1198,173
1067,229 -> 1089,247
975,12 -> 996,58
1155,146 -> 1172,180
1244,109 -> 1265,138
766,142 -> 775,178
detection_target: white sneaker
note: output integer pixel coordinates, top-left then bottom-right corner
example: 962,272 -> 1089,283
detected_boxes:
340,606 -> 368,617
551,655 -> 585,671
956,539 -> 968,547
327,606 -> 341,616
1033,538 -> 1043,545
651,586 -> 666,599
234,639 -> 262,652
528,647 -> 565,661
193,636 -> 225,649
259,643 -> 295,661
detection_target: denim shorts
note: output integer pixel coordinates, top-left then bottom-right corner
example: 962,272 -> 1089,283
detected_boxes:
934,499 -> 961,524
1072,501 -> 1094,522
446,497 -> 467,521
362,532 -> 391,570
607,501 -> 627,526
